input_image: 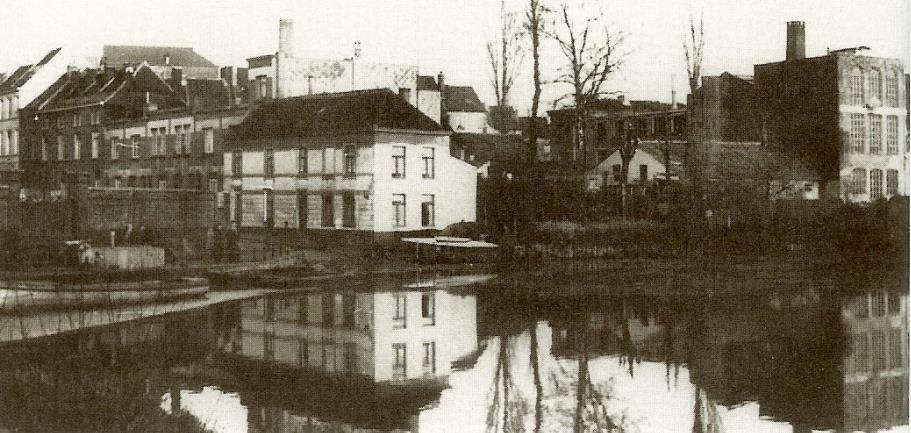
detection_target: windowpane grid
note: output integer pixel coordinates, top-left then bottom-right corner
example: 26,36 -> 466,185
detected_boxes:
851,69 -> 864,105
869,115 -> 882,154
850,114 -> 866,153
851,168 -> 867,194
870,169 -> 883,200
887,169 -> 899,196
886,116 -> 899,154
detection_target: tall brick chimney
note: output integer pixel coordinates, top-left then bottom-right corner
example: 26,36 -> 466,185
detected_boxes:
279,19 -> 295,57
786,21 -> 806,61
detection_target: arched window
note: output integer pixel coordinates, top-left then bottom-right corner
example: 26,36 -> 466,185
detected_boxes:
850,67 -> 864,105
885,70 -> 899,106
868,69 -> 882,102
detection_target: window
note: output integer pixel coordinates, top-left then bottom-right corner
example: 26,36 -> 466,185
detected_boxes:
850,67 -> 864,105
10,130 -> 16,155
422,341 -> 436,374
398,87 -> 412,101
173,125 -> 183,154
233,192 -> 242,224
322,293 -> 335,326
421,293 -> 435,325
851,168 -> 866,194
612,164 -> 621,182
886,116 -> 899,154
342,295 -> 356,328
890,329 -> 903,368
231,151 -> 242,177
297,190 -> 308,228
264,333 -> 274,360
130,134 -> 140,158
888,291 -> 902,315
392,146 -> 406,178
393,343 -> 407,378
870,169 -> 883,200
852,333 -> 870,372
90,111 -> 101,125
264,189 -> 274,227
872,291 -> 886,317
422,147 -> 435,178
298,147 -> 308,175
885,71 -> 899,106
203,128 -> 214,154
72,134 -> 80,159
298,338 -> 309,367
153,127 -> 166,155
321,194 -> 334,227
208,178 -> 218,192
342,193 -> 356,228
869,69 -> 882,102
393,293 -> 406,328
639,164 -> 648,183
41,137 -> 47,161
421,194 -> 435,228
868,115 -> 882,154
850,114 -> 865,153
91,133 -> 99,159
393,194 -> 406,227
264,148 -> 274,178
56,135 -> 64,160
872,331 -> 886,371
72,113 -> 81,127
56,116 -> 65,129
887,169 -> 899,196
343,145 -> 356,176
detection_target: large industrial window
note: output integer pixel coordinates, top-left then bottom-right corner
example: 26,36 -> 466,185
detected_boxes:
868,115 -> 882,154
885,71 -> 899,106
393,194 -> 406,227
870,169 -> 883,200
851,168 -> 867,194
886,116 -> 899,154
850,67 -> 864,105
850,114 -> 865,153
868,69 -> 882,101
886,169 -> 899,196
392,146 -> 406,178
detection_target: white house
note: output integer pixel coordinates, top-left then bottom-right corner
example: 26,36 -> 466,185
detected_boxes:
586,141 -> 684,191
223,89 -> 477,233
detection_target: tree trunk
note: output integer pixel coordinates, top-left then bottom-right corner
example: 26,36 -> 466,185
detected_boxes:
530,323 -> 543,433
620,159 -> 630,218
574,324 -> 588,433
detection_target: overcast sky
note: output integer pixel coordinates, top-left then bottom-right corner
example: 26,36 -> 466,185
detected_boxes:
1,0 -> 907,116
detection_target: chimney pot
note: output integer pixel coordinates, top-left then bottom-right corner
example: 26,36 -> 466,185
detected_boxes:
786,21 -> 806,61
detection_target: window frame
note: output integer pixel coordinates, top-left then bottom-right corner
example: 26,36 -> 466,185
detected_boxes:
392,193 -> 407,227
422,147 -> 435,179
393,293 -> 407,329
298,147 -> 308,176
868,114 -> 882,154
130,134 -> 141,158
421,194 -> 435,228
203,127 -> 214,154
886,169 -> 899,196
392,146 -> 406,178
342,192 -> 356,228
886,116 -> 899,154
870,168 -> 883,200
343,145 -> 356,177
263,148 -> 275,178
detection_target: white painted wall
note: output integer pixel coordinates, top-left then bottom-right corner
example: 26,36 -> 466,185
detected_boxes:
586,148 -> 666,191
447,112 -> 490,134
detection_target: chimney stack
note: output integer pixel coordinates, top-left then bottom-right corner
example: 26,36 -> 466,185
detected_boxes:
279,19 -> 295,57
786,21 -> 806,61
437,71 -> 447,125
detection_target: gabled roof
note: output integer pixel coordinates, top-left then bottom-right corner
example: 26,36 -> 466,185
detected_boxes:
444,85 -> 486,113
231,89 -> 446,140
0,48 -> 62,93
103,45 -> 216,68
26,65 -> 186,114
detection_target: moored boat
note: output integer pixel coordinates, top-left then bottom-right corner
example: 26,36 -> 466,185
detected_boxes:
0,277 -> 209,311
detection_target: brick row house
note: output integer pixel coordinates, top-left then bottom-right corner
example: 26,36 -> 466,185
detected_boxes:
18,63 -> 248,197
223,89 -> 477,233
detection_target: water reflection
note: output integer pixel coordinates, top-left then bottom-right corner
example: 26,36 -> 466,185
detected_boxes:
0,276 -> 905,433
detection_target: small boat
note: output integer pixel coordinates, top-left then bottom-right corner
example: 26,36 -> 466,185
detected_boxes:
0,277 -> 209,311
401,237 -> 499,264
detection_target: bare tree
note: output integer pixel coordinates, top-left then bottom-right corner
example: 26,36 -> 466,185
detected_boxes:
488,0 -> 525,110
524,0 -> 546,170
546,1 -> 625,167
683,12 -> 705,94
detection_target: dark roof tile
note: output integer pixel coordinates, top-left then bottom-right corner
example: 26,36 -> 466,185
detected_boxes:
232,89 -> 445,140
0,48 -> 62,93
103,45 -> 216,68
444,85 -> 486,113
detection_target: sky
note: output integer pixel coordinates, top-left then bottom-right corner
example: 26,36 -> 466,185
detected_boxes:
1,0 -> 907,116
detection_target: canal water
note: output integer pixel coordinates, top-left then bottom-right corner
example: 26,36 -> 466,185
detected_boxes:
0,272 -> 905,433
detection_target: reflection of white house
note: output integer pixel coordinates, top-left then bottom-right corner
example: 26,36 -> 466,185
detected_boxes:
223,89 -> 477,232
585,141 -> 684,191
236,288 -> 478,384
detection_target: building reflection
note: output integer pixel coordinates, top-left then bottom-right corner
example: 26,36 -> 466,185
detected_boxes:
222,282 -> 479,432
841,288 -> 909,433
